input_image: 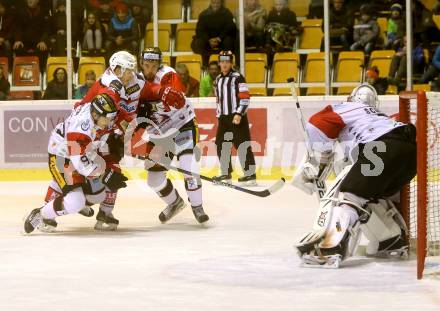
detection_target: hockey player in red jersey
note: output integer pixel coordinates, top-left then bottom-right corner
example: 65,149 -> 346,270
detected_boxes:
24,93 -> 128,234
140,47 -> 185,91
292,83 -> 416,267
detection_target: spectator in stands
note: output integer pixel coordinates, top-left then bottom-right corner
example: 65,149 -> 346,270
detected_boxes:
0,65 -> 9,100
388,36 -> 425,89
350,4 -> 379,55
43,67 -> 68,99
307,0 -> 323,19
191,0 -> 237,66
105,2 -> 139,58
265,0 -> 300,54
244,0 -> 266,50
413,0 -> 440,48
326,0 -> 353,51
13,0 -> 50,71
385,3 -> 404,50
49,0 -> 68,56
419,45 -> 440,85
87,0 -> 122,31
200,60 -> 220,97
176,63 -> 199,98
82,11 -> 104,55
129,0 -> 150,38
365,66 -> 388,95
0,1 -> 13,67
74,70 -> 96,99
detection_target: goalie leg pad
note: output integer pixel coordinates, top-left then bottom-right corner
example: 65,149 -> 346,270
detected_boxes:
360,199 -> 408,258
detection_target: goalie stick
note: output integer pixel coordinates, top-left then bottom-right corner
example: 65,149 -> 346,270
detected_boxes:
134,155 -> 285,198
287,77 -> 327,199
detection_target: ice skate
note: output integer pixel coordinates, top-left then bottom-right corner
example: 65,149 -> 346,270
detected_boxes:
238,174 -> 257,186
94,210 -> 119,231
79,205 -> 95,217
212,174 -> 232,185
24,208 -> 57,234
191,205 -> 209,224
158,195 -> 186,223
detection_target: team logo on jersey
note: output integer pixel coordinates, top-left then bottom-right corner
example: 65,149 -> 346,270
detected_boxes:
120,101 -> 136,113
317,211 -> 328,227
81,120 -> 90,131
238,83 -> 249,92
125,84 -> 140,95
109,80 -> 123,92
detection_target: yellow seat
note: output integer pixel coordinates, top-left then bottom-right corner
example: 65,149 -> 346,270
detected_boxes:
299,19 -> 323,50
377,17 -> 388,44
175,23 -> 197,52
337,86 -> 355,95
245,53 -> 267,84
162,55 -> 171,67
158,0 -> 182,20
273,87 -> 297,96
434,14 -> 440,30
176,54 -> 203,81
303,52 -> 325,83
335,51 -> 364,83
386,84 -> 398,95
78,57 -> 105,85
145,23 -> 172,52
271,52 -> 300,83
413,84 -> 431,91
306,87 -> 325,95
249,87 -> 267,96
46,57 -> 67,83
224,0 -> 238,15
369,50 -> 395,77
290,0 -> 310,17
424,49 -> 430,64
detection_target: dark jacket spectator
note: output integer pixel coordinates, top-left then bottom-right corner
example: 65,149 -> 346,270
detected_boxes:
129,0 -> 151,38
105,2 -> 139,57
413,0 -> 440,48
0,1 -> 13,66
176,63 -> 200,98
385,3 -> 404,50
350,4 -> 379,55
420,45 -> 440,84
265,0 -> 300,52
191,0 -> 237,66
87,0 -> 123,29
327,0 -> 353,51
43,67 -> 68,99
49,0 -> 68,56
82,11 -> 104,54
365,66 -> 388,95
244,0 -> 266,49
13,0 -> 50,71
0,65 -> 9,100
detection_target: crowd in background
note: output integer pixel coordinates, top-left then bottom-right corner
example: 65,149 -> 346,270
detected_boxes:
1,0 -> 440,99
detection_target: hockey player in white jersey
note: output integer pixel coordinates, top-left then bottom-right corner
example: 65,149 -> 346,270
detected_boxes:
131,78 -> 209,224
292,83 -> 417,267
24,93 -> 127,234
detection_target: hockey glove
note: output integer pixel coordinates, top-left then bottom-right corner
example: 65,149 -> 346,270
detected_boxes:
160,86 -> 185,111
106,133 -> 125,160
102,169 -> 128,192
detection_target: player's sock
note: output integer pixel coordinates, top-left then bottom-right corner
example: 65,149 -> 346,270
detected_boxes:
95,191 -> 119,230
147,171 -> 178,205
99,191 -> 117,215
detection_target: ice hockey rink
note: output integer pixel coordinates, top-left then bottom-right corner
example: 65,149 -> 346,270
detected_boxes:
1,177 -> 440,311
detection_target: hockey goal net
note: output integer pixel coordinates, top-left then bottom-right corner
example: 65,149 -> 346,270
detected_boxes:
399,91 -> 440,279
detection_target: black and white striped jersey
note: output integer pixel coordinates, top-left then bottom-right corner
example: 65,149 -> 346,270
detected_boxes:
214,69 -> 251,117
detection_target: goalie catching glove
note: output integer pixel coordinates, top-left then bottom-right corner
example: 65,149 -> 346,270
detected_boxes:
102,169 -> 128,192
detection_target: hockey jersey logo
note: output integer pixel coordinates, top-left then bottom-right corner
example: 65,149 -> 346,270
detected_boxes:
119,100 -> 137,113
126,84 -> 140,95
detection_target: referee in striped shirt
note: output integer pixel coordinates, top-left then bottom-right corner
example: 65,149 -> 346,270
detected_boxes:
212,50 -> 257,185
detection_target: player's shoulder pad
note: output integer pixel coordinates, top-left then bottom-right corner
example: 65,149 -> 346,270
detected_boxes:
109,79 -> 123,92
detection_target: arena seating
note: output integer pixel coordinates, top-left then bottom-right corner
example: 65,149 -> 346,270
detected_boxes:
175,23 -> 197,53
176,54 -> 203,81
12,56 -> 40,88
78,57 -> 106,85
145,23 -> 172,53
369,50 -> 395,77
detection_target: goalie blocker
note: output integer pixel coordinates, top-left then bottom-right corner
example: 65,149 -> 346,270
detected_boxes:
292,83 -> 417,267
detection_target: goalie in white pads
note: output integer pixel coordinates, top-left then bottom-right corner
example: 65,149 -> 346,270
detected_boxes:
24,94 -> 127,234
292,83 -> 417,267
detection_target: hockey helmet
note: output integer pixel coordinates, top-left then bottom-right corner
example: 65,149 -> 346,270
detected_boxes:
91,93 -> 118,120
141,47 -> 162,63
109,51 -> 137,75
349,83 -> 379,109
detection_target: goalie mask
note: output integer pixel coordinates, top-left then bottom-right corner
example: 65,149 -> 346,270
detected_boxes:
349,83 -> 379,109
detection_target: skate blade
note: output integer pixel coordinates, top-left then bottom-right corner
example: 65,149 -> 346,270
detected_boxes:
368,247 -> 409,260
94,221 -> 118,231
300,254 -> 342,269
38,224 -> 56,233
213,179 -> 232,186
238,180 -> 258,187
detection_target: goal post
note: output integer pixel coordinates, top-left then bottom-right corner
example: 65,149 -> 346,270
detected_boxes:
399,91 -> 440,279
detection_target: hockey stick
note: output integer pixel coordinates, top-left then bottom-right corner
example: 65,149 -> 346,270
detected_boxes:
287,77 -> 327,199
134,155 -> 285,198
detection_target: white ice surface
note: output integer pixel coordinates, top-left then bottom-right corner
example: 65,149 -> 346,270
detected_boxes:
0,180 -> 439,311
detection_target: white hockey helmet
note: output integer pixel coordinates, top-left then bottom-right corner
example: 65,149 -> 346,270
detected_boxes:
349,83 -> 379,108
109,51 -> 137,76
